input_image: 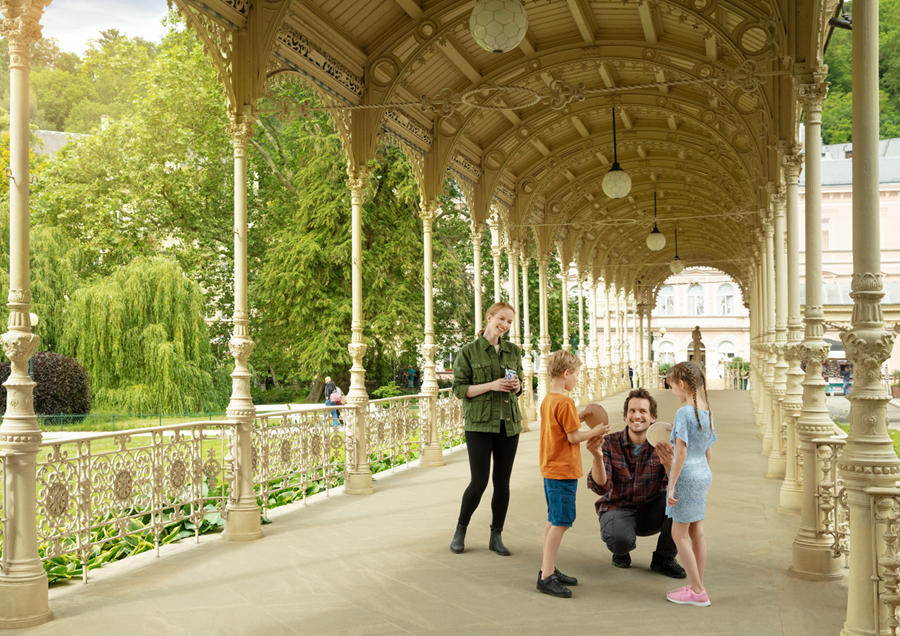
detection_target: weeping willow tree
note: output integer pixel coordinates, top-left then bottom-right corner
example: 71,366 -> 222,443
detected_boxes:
62,256 -> 227,413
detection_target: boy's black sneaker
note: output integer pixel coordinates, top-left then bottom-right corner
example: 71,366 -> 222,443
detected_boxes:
612,554 -> 632,569
650,553 -> 686,579
536,572 -> 572,598
538,569 -> 578,586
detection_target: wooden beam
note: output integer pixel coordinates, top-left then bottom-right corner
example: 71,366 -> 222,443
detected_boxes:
619,109 -> 633,130
564,169 -> 576,182
436,37 -> 482,84
393,0 -> 423,20
531,138 -> 551,156
595,151 -> 609,165
636,145 -> 647,159
667,115 -> 678,131
570,116 -> 590,138
519,33 -> 535,56
637,1 -> 658,44
705,33 -> 718,62
566,0 -> 595,44
655,70 -> 668,94
598,62 -> 617,88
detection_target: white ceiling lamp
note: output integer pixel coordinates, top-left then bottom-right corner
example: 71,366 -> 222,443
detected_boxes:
669,227 -> 684,274
646,191 -> 666,251
469,0 -> 529,54
601,105 -> 632,199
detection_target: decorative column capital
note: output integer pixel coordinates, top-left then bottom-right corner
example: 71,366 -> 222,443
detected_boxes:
797,80 -> 829,117
226,115 -> 256,153
783,153 -> 804,183
419,199 -> 439,228
0,5 -> 46,65
470,226 -> 484,245
519,250 -> 530,269
764,219 -> 775,238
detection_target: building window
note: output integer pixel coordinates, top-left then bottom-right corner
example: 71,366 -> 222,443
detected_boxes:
688,284 -> 705,316
717,283 -> 734,316
658,341 -> 675,365
657,285 -> 675,316
717,340 -> 736,361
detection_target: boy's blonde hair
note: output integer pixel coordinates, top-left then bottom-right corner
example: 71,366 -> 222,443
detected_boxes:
547,350 -> 581,379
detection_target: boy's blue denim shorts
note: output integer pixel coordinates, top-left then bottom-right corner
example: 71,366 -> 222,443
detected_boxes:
544,478 -> 578,527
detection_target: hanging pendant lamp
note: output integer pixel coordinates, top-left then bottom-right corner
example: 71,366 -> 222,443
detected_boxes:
646,192 -> 666,251
601,106 -> 632,199
469,0 -> 529,54
669,227 -> 684,274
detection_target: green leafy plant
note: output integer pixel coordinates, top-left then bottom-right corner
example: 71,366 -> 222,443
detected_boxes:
658,363 -> 673,376
0,351 -> 91,416
370,381 -> 405,400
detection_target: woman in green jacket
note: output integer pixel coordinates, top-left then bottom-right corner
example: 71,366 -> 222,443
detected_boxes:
450,301 -> 524,556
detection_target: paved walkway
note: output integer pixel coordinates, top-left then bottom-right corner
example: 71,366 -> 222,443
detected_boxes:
10,390 -> 848,635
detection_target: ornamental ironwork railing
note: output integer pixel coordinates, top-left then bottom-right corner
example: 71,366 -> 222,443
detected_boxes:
437,388 -> 464,450
367,395 -> 426,469
814,436 -> 849,561
866,488 -> 900,636
252,405 -> 354,516
35,421 -> 232,583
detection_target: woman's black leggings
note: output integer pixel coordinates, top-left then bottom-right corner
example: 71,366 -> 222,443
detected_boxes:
457,421 -> 520,531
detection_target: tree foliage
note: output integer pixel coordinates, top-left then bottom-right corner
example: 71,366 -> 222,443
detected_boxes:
61,256 -> 226,414
0,352 -> 91,415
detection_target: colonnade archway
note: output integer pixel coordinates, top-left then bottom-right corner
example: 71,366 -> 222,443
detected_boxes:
0,0 -> 897,633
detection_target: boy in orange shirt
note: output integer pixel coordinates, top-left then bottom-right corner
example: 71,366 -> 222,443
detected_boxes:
537,350 -> 609,598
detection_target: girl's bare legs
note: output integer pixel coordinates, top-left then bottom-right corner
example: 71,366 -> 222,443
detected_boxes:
689,520 -> 706,589
671,521 -> 703,593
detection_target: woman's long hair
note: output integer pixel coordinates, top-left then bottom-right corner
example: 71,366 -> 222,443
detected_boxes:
667,361 -> 712,430
477,301 -> 516,338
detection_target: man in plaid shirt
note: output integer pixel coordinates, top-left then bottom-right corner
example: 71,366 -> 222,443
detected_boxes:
585,388 -> 686,578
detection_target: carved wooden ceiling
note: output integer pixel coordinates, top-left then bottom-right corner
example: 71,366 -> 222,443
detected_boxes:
172,0 -> 837,300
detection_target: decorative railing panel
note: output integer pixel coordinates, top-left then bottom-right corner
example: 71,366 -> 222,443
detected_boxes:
367,396 -> 425,469
437,388 -> 464,450
252,406 -> 351,515
814,436 -> 849,560
866,488 -> 900,636
35,422 -> 231,582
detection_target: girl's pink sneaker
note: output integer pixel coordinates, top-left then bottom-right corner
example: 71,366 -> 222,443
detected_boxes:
666,587 -> 710,606
667,585 -> 691,596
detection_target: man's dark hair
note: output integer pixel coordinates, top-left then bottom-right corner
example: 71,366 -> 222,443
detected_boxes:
623,388 -> 658,420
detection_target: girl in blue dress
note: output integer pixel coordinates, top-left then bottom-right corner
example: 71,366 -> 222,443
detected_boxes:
664,361 -> 717,607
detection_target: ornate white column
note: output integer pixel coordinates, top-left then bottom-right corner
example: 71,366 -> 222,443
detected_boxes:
617,290 -> 626,392
577,274 -> 586,364
592,279 -> 604,400
779,152 -> 805,512
343,168 -> 374,494
221,114 -> 264,541
521,252 -> 536,422
471,225 -> 484,335
604,283 -> 613,396
537,255 -> 551,405
636,306 -> 645,388
507,241 -> 520,347
762,222 -> 776,456
645,308 -> 653,389
840,3 -> 900,629
420,200 -> 443,466
559,252 -> 570,352
767,188 -> 788,478
790,72 -> 841,581
585,276 -> 599,401
488,213 -> 502,304
0,2 -> 52,626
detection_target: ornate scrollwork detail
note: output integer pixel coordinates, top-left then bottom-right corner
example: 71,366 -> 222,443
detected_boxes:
45,481 -> 69,519
348,341 -> 368,363
113,470 -> 134,501
226,118 -> 256,148
540,80 -> 586,110
1,331 -> 38,372
169,459 -> 187,489
852,272 -> 883,293
716,61 -> 766,93
229,338 -> 255,361
841,331 -> 895,383
797,81 -> 829,114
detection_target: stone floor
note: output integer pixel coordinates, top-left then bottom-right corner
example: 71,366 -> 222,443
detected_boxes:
8,389 -> 848,635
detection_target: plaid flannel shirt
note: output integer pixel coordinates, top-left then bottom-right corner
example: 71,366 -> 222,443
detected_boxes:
586,428 -> 668,514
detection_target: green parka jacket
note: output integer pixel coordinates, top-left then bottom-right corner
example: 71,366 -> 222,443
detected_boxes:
451,336 -> 524,436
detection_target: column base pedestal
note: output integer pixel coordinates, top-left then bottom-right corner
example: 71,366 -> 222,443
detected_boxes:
765,454 -> 786,479
0,572 -> 52,629
762,433 -> 773,455
789,536 -> 845,581
525,406 -> 537,421
778,485 -> 803,514
421,445 -> 444,467
344,472 -> 375,495
222,505 -> 264,541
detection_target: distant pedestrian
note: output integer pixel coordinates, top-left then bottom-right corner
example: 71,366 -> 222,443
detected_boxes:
841,365 -> 852,396
323,376 -> 342,427
408,367 -> 417,388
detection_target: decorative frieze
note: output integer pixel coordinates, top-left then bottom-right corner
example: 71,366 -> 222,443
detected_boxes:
276,25 -> 364,98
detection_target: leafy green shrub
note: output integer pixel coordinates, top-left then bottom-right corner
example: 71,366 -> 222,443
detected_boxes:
658,363 -> 673,376
0,351 -> 91,415
370,381 -> 404,399
251,385 -> 305,405
437,378 -> 453,389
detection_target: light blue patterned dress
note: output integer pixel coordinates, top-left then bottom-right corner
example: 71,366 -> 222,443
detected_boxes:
665,405 -> 717,523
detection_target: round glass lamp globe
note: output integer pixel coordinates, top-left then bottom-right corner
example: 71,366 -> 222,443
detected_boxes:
469,0 -> 529,54
601,167 -> 632,199
669,258 -> 685,275
646,229 -> 666,251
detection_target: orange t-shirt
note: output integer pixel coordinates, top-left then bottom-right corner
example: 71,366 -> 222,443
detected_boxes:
539,392 -> 583,480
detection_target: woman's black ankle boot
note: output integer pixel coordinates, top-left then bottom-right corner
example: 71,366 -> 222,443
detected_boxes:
489,526 -> 510,556
450,524 -> 467,553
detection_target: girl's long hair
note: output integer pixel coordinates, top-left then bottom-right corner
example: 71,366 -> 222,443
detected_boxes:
477,301 -> 516,338
667,361 -> 712,430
